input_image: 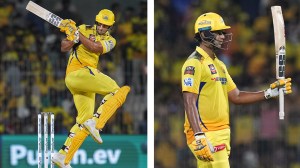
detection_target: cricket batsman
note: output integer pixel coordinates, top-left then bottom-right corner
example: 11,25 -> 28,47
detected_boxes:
51,9 -> 130,168
181,12 -> 292,167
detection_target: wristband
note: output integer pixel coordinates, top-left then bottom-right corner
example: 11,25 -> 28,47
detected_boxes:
194,132 -> 205,140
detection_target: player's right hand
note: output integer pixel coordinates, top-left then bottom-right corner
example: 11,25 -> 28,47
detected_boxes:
264,78 -> 292,99
192,132 -> 214,162
58,19 -> 76,32
59,19 -> 79,43
59,19 -> 76,33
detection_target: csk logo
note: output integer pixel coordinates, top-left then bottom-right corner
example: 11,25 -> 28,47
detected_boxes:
103,15 -> 109,21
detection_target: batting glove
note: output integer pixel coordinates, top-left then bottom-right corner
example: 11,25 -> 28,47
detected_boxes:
66,30 -> 79,43
59,19 -> 76,33
264,78 -> 292,99
192,132 -> 214,162
59,19 -> 79,43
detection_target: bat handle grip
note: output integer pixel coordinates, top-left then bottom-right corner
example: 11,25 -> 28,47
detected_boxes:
279,88 -> 284,120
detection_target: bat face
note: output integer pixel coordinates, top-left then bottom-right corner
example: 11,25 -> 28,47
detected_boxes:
26,1 -> 63,28
271,6 -> 286,80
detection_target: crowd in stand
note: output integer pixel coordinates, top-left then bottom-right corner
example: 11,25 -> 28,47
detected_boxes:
0,0 -> 147,135
155,0 -> 300,168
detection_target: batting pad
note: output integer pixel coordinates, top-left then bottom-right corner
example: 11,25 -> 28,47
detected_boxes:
64,129 -> 89,164
59,124 -> 81,155
95,86 -> 130,130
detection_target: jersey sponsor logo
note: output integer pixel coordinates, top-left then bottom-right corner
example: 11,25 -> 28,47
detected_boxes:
214,144 -> 226,152
89,34 -> 96,42
184,66 -> 195,75
211,77 -> 227,85
183,78 -> 193,87
208,64 -> 217,74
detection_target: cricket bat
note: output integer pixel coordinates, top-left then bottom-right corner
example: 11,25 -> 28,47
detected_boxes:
271,6 -> 286,120
26,1 -> 63,28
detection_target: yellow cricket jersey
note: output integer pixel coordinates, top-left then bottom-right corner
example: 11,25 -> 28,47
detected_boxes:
182,46 -> 236,144
66,24 -> 116,75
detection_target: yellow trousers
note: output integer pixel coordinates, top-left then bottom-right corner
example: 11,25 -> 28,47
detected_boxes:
188,129 -> 231,168
65,66 -> 119,124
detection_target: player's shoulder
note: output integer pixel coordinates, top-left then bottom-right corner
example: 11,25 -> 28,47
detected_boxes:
101,31 -> 115,41
85,24 -> 94,29
105,31 -> 114,38
187,51 -> 202,61
78,24 -> 95,31
183,51 -> 203,67
216,58 -> 227,67
184,50 -> 203,65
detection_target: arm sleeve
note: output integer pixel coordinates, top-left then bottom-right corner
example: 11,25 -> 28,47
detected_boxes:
225,68 -> 237,92
181,59 -> 201,94
99,37 -> 116,54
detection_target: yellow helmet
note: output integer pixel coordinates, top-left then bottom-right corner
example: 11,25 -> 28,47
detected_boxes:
95,9 -> 115,26
194,12 -> 230,34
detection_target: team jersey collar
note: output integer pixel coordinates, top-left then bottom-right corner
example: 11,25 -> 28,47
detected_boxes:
195,46 -> 217,60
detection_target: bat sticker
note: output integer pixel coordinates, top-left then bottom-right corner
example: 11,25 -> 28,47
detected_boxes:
47,13 -> 62,27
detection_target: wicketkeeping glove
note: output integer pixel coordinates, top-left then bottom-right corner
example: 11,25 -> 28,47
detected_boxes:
192,132 -> 214,162
264,78 -> 292,99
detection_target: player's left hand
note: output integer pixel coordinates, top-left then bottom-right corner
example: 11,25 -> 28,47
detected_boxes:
264,78 -> 292,99
66,30 -> 79,43
192,132 -> 214,162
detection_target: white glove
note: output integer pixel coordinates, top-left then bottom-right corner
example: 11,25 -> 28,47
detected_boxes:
264,78 -> 292,99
